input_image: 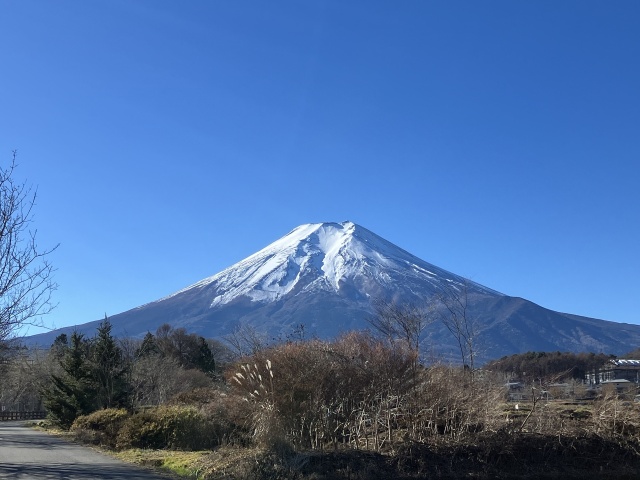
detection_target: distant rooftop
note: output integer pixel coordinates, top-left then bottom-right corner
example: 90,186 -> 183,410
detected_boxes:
611,359 -> 640,366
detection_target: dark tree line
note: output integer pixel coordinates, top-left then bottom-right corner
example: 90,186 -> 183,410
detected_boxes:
484,351 -> 614,382
621,347 -> 640,359
141,323 -> 216,374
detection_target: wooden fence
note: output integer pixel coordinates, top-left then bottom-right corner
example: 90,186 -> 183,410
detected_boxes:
0,411 -> 47,421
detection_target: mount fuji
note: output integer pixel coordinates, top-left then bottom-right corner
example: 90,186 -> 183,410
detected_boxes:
26,221 -> 640,361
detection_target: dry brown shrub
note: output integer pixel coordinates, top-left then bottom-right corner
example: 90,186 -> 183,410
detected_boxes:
590,389 -> 640,438
326,332 -> 417,449
413,365 -> 505,442
227,332 -> 418,451
144,385 -> 254,447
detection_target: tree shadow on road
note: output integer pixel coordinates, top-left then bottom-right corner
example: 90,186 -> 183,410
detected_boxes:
0,463 -> 172,480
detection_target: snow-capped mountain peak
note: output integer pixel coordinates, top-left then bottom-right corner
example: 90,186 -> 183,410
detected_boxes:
167,221 -> 499,308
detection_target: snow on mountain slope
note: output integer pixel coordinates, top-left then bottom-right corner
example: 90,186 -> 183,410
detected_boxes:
162,221 -> 501,309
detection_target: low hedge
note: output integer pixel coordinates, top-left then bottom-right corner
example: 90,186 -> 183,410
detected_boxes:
71,408 -> 130,448
117,405 -> 223,450
72,403 -> 246,451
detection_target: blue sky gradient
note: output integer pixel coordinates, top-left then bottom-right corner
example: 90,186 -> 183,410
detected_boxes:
1,1 -> 639,335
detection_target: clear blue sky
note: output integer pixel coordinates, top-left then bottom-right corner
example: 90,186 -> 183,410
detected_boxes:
1,1 -> 639,336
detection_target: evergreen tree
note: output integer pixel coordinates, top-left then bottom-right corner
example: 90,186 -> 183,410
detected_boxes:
91,317 -> 131,409
137,331 -> 160,358
42,331 -> 96,428
50,333 -> 68,360
195,336 -> 216,376
152,323 -> 216,374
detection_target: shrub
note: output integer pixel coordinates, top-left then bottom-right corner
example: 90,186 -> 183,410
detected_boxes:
117,409 -> 164,449
413,365 -> 505,441
169,386 -> 221,406
227,334 -> 512,451
227,333 -> 419,451
117,405 -> 229,450
591,390 -> 640,438
71,408 -> 130,448
195,389 -> 254,447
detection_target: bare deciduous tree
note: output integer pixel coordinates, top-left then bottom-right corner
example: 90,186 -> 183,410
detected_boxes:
0,152 -> 57,341
436,281 -> 478,373
131,355 -> 212,406
0,347 -> 50,412
367,300 -> 435,356
224,322 -> 268,357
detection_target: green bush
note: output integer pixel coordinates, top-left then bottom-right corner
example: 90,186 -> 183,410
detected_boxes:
117,409 -> 166,449
117,405 -> 226,450
162,406 -> 211,450
71,408 -> 130,448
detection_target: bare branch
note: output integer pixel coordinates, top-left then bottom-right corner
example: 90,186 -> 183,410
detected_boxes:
367,299 -> 435,356
436,280 -> 477,373
0,152 -> 58,341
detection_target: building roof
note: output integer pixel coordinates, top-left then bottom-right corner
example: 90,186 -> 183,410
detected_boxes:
611,359 -> 640,366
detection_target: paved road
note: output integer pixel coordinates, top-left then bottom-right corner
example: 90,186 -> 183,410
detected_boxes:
0,421 -> 173,479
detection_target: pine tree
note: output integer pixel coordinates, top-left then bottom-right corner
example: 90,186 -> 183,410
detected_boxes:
137,331 -> 160,358
195,336 -> 216,376
50,333 -> 68,360
42,331 -> 96,428
91,317 -> 131,409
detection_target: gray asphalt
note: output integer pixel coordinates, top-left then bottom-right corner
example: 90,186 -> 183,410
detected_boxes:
0,421 -> 174,480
